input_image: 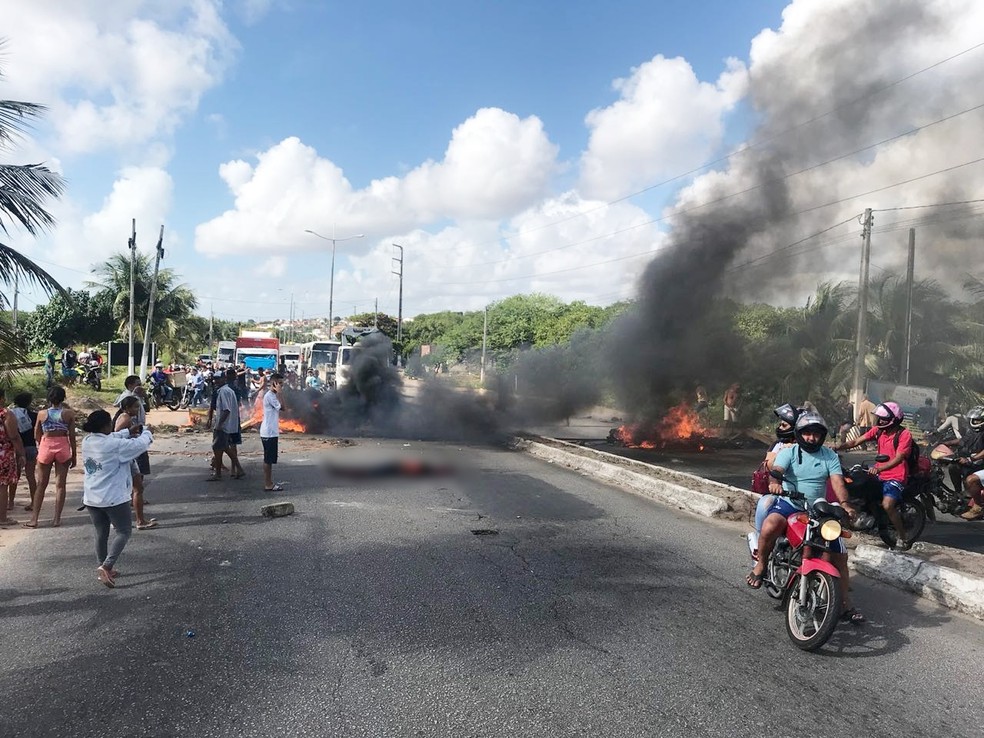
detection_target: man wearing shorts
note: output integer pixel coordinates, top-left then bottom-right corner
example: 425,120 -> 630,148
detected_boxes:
209,368 -> 244,480
260,373 -> 285,491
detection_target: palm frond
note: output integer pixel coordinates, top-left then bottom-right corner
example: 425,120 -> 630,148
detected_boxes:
0,163 -> 65,235
0,98 -> 47,149
0,241 -> 66,298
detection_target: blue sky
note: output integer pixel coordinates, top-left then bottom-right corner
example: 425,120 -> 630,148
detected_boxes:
5,0 -> 982,325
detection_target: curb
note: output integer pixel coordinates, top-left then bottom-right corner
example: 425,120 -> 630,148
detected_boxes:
518,435 -> 984,623
518,438 -> 743,519
852,544 -> 984,621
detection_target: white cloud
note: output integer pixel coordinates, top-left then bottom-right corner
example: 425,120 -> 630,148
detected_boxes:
255,256 -> 287,278
578,55 -> 747,201
2,0 -> 238,155
194,108 -> 560,257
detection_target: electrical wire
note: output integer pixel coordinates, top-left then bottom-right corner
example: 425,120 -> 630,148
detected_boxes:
424,39 -> 984,253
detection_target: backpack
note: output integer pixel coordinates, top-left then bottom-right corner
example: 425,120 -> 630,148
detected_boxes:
877,429 -> 922,476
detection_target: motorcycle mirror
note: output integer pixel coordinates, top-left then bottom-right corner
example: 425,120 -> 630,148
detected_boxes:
874,454 -> 890,463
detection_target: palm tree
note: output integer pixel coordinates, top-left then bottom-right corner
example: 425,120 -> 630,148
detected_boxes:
0,48 -> 68,359
86,252 -> 198,349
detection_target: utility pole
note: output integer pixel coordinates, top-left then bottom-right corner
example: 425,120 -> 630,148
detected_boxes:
902,228 -> 916,384
373,298 -> 378,328
392,244 -> 404,345
139,225 -> 165,382
289,293 -> 294,344
480,306 -> 488,387
851,208 -> 873,413
127,219 -> 137,375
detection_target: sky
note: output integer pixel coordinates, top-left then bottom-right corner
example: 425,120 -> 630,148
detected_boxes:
2,0 -> 983,326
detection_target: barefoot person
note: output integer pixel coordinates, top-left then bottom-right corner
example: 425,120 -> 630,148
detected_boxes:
114,396 -> 157,530
0,388 -> 26,526
80,410 -> 153,587
8,392 -> 38,513
27,386 -> 76,528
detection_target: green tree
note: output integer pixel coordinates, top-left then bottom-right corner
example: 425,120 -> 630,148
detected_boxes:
348,312 -> 399,339
86,252 -> 198,345
0,51 -> 69,361
23,288 -> 115,352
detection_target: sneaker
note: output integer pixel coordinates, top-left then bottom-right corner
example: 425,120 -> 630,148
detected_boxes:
960,504 -> 984,521
894,537 -> 911,551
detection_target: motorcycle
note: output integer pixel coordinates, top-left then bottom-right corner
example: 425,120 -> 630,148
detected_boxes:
149,378 -> 180,411
84,361 -> 102,391
927,443 -> 982,517
746,471 -> 851,651
842,455 -> 928,546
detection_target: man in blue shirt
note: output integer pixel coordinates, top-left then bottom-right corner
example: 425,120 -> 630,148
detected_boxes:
747,412 -> 863,624
149,363 -> 172,401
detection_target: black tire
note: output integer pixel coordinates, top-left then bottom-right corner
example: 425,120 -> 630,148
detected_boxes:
785,571 -> 843,651
878,499 -> 927,549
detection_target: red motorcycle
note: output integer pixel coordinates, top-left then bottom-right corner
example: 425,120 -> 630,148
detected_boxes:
747,471 -> 852,651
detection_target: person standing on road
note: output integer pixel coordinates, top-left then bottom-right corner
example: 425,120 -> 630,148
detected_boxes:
0,388 -> 26,527
114,396 -> 157,530
8,392 -> 37,514
260,373 -> 286,492
44,348 -> 57,388
723,383 -> 741,430
209,368 -> 245,481
80,409 -> 153,588
27,386 -> 76,528
855,394 -> 876,436
114,375 -> 152,504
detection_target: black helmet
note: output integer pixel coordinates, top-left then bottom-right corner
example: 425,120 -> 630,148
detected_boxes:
773,403 -> 799,442
968,405 -> 984,431
794,411 -> 828,453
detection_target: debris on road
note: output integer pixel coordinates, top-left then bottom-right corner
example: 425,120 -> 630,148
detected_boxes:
261,502 -> 295,518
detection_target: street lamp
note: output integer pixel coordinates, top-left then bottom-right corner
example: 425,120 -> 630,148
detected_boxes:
304,228 -> 364,335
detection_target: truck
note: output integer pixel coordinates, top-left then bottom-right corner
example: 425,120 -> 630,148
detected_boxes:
301,340 -> 342,385
235,335 -> 280,371
216,341 -> 236,368
280,343 -> 302,374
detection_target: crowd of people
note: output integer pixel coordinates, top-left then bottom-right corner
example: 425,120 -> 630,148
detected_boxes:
0,364 -> 290,589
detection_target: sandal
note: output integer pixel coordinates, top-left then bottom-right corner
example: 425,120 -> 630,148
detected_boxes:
137,519 -> 158,530
0,519 -> 18,527
746,571 -> 764,589
206,474 -> 221,482
97,567 -> 116,589
840,608 -> 865,625
263,483 -> 284,492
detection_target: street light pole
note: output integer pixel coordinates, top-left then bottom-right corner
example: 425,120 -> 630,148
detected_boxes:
392,244 -> 404,345
304,228 -> 364,338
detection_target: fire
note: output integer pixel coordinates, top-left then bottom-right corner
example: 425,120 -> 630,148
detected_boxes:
657,404 -> 704,440
279,417 -> 307,433
611,403 -> 706,450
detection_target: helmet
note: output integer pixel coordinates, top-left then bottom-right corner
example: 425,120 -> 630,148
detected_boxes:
873,401 -> 904,429
967,405 -> 984,430
794,411 -> 828,452
773,403 -> 799,442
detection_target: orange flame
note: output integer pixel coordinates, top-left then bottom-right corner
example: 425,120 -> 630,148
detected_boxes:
614,403 -> 705,449
279,417 -> 307,433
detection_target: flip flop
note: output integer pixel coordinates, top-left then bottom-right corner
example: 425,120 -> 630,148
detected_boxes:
746,571 -> 764,589
0,519 -> 18,527
263,483 -> 284,492
137,519 -> 158,530
22,521 -> 39,529
206,475 -> 221,482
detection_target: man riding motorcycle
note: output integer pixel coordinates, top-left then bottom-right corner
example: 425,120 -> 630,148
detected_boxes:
835,401 -> 912,550
747,412 -> 863,624
951,405 -> 984,520
150,363 -> 173,402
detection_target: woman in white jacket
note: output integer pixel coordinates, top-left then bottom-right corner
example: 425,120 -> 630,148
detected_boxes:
80,410 -> 153,588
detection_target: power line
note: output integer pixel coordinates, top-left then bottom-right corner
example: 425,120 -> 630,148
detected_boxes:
430,101 -> 984,272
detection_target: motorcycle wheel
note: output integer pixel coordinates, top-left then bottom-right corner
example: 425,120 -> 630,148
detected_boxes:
878,499 -> 927,549
784,571 -> 842,651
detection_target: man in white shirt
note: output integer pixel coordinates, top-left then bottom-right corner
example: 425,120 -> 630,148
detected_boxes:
209,368 -> 245,480
260,373 -> 286,491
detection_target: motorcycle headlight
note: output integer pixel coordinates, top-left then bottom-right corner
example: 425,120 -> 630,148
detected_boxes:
820,520 -> 842,541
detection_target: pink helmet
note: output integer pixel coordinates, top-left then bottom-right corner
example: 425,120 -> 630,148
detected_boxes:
874,401 -> 904,429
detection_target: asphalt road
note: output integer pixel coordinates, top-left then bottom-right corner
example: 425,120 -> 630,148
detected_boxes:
1,434 -> 983,737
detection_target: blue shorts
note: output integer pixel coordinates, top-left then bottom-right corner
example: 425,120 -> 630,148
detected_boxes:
881,480 -> 905,502
765,498 -> 846,554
